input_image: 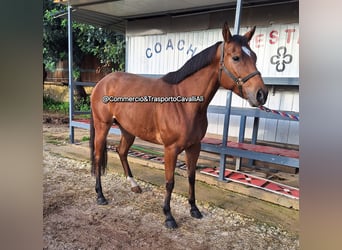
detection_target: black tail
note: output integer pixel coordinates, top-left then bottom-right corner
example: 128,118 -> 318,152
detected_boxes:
90,110 -> 107,176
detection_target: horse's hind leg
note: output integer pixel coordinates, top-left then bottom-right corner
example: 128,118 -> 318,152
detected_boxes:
185,142 -> 203,219
93,121 -> 111,205
117,127 -> 142,193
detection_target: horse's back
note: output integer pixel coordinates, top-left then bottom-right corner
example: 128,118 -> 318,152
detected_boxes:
94,72 -> 173,100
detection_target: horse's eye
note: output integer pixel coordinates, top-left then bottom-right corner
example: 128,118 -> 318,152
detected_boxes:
232,56 -> 240,62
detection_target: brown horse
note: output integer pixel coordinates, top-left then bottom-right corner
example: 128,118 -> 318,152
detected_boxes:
90,22 -> 268,229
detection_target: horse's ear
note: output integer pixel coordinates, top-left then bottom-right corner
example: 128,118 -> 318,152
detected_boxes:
222,22 -> 232,43
244,26 -> 256,42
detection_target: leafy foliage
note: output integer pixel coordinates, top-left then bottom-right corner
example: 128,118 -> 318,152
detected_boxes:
43,94 -> 91,114
43,1 -> 68,70
43,0 -> 125,72
74,96 -> 91,112
73,23 -> 125,71
43,95 -> 69,114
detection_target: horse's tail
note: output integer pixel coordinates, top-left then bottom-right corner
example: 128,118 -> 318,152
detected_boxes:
90,109 -> 107,176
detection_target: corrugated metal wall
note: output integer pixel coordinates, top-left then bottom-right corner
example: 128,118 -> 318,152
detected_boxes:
127,24 -> 299,76
126,24 -> 299,145
126,29 -> 221,74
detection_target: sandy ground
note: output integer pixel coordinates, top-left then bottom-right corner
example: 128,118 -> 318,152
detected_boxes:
43,116 -> 299,249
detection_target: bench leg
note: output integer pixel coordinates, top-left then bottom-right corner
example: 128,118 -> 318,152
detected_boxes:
218,154 -> 227,181
235,157 -> 242,171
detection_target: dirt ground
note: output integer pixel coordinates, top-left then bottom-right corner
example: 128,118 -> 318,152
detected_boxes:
43,113 -> 299,249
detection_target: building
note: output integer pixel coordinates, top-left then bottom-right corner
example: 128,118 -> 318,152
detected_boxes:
58,0 -> 299,146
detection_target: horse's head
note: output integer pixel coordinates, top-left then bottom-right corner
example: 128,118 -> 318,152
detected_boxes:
218,22 -> 268,107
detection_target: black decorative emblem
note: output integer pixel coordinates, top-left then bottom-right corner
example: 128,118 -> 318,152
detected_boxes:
270,46 -> 293,72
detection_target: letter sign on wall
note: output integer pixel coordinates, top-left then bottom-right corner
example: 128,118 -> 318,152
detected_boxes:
127,24 -> 299,79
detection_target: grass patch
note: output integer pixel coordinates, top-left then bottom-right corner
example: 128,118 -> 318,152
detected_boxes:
74,96 -> 91,112
43,95 -> 91,114
81,136 -> 90,141
43,95 -> 69,114
46,138 -> 62,145
130,145 -> 164,156
45,134 -> 68,145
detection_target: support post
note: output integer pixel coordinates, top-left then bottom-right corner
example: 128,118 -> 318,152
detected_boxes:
218,90 -> 232,181
233,0 -> 243,35
235,115 -> 246,170
220,0 -> 243,176
247,117 -> 260,167
68,4 -> 74,143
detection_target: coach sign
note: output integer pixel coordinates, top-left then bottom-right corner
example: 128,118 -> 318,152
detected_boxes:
145,39 -> 197,59
126,23 -> 299,79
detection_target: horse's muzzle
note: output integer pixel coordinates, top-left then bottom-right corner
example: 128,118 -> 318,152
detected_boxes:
256,88 -> 268,105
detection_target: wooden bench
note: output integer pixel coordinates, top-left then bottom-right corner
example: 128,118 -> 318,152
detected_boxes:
201,93 -> 299,181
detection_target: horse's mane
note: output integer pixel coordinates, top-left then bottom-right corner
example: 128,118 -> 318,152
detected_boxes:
161,41 -> 221,84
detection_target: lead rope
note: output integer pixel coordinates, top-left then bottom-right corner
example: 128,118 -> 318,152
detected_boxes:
258,105 -> 299,121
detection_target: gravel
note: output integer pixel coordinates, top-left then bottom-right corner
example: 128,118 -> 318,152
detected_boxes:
43,148 -> 299,249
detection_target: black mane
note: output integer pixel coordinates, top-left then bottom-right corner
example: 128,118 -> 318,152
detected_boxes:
161,41 -> 221,84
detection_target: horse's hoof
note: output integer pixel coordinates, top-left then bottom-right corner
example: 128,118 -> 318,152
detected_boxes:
131,186 -> 142,193
190,208 -> 203,219
97,197 -> 108,205
165,218 -> 178,229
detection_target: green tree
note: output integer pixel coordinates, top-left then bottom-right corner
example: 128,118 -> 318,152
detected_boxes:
43,0 -> 125,99
43,0 -> 69,70
74,23 -> 125,71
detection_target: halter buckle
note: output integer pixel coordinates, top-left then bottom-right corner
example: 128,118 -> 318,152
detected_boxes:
236,78 -> 243,85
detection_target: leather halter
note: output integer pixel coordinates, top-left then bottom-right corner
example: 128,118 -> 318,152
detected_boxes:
218,42 -> 260,97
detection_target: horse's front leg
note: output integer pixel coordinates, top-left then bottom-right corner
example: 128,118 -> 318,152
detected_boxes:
163,146 -> 178,229
185,142 -> 203,219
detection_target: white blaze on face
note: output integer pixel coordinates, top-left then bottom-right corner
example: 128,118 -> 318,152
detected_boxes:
242,46 -> 251,57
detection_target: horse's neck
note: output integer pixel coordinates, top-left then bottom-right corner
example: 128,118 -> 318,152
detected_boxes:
177,65 -> 220,111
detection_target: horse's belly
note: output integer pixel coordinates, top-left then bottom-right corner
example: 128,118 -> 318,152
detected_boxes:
114,114 -> 163,145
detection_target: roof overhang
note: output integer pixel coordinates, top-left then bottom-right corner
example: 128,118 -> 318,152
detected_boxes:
54,0 -> 297,33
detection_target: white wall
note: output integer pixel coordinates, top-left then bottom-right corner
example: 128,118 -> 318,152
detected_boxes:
127,24 -> 299,77
207,88 -> 299,145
